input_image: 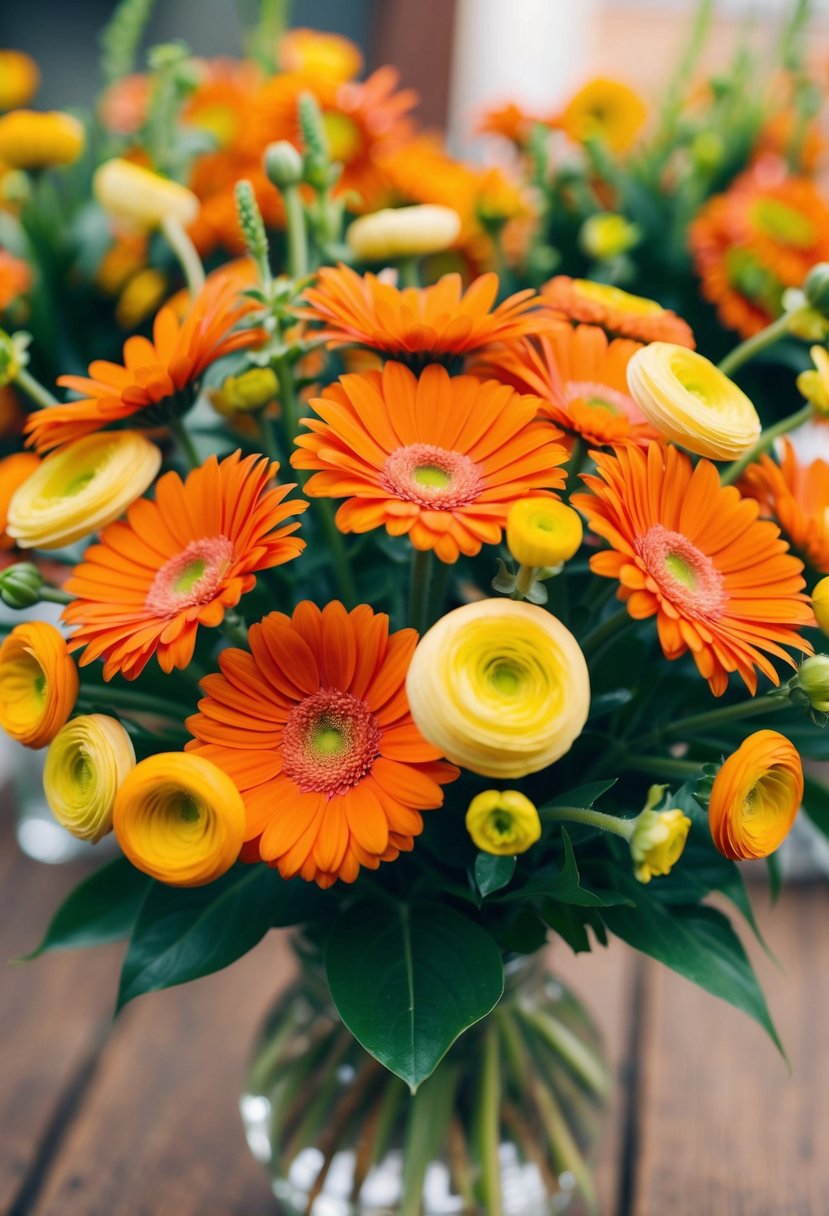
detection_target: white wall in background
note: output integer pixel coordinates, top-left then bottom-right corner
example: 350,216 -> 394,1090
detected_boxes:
447,0 -> 600,156
602,0 -> 829,10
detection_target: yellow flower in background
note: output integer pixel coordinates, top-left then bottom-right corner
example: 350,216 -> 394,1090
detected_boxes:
466,789 -> 542,856
114,267 -> 167,330
7,431 -> 161,550
0,621 -> 78,747
406,599 -> 590,779
626,343 -> 761,459
211,366 -> 278,414
93,159 -> 199,233
346,205 -> 462,262
507,499 -> 583,570
44,714 -> 136,842
708,730 -> 802,861
113,752 -> 246,886
556,78 -> 647,154
579,212 -> 640,262
813,576 -> 829,633
796,345 -> 829,415
278,27 -> 363,83
0,110 -> 84,169
629,791 -> 691,883
0,51 -> 40,111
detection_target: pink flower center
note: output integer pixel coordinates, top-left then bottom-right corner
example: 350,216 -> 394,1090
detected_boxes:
566,379 -> 646,424
637,525 -> 727,620
145,535 -> 234,616
281,688 -> 381,796
382,443 -> 483,510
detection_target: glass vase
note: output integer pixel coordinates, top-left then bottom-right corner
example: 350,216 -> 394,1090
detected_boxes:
241,944 -> 610,1216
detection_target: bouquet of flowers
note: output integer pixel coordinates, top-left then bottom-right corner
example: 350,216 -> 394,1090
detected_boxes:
3,2 -> 829,1212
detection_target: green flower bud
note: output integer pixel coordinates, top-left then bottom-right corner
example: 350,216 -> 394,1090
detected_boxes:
0,561 -> 43,609
803,263 -> 829,317
234,179 -> 270,267
212,367 -> 278,414
794,654 -> 829,713
298,92 -> 331,190
0,329 -> 29,387
263,141 -> 304,190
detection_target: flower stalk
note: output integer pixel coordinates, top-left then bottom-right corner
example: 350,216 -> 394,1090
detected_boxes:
717,310 -> 798,378
719,402 -> 814,486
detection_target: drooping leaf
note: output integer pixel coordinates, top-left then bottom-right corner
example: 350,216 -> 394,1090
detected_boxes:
502,828 -> 630,907
474,853 -> 516,899
326,900 -> 504,1091
543,779 -> 618,811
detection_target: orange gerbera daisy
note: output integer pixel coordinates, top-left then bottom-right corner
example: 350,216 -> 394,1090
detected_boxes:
63,452 -> 306,681
740,438 -> 829,573
291,361 -> 567,563
0,248 -> 30,311
185,600 -> 459,887
541,277 -> 695,347
473,322 -> 659,448
26,274 -> 264,452
301,265 -> 544,365
572,444 -> 814,696
182,58 -> 261,151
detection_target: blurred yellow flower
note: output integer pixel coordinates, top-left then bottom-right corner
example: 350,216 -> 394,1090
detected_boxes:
626,343 -> 761,459
0,621 -> 78,748
278,27 -> 363,83
708,730 -> 802,861
0,109 -> 84,169
0,51 -> 40,111
211,366 -> 278,414
630,798 -> 691,883
466,789 -> 542,855
556,78 -> 646,154
93,159 -> 199,233
813,576 -> 829,633
44,714 -> 136,842
406,599 -> 590,778
796,345 -> 829,415
115,267 -> 167,329
507,499 -> 583,570
113,752 -> 246,886
579,212 -> 640,262
7,430 -> 161,550
346,205 -> 462,262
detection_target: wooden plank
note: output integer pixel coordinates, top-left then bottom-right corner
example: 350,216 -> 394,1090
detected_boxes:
369,0 -> 457,128
632,886 -> 829,1216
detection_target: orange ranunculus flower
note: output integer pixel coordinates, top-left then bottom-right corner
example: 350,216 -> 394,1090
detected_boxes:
741,438 -> 829,574
541,276 -> 695,347
709,730 -> 803,860
0,451 -> 39,548
553,77 -> 646,154
0,50 -> 40,111
0,621 -> 78,747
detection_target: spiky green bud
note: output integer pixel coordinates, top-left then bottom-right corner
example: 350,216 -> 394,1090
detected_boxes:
234,179 -> 270,271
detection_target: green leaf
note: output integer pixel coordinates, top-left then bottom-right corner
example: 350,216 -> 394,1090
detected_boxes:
502,828 -> 630,906
17,858 -> 150,961
543,779 -> 618,810
326,901 -> 504,1091
117,864 -> 323,1009
474,853 -> 516,898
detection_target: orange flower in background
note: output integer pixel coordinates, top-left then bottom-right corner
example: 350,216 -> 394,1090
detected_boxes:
182,58 -> 262,151
573,444 -> 814,696
690,170 -> 829,338
477,100 -> 540,145
741,438 -> 829,573
63,452 -> 306,681
186,600 -> 459,888
0,50 -> 40,111
541,277 -> 695,347
292,361 -> 567,562
0,451 -> 39,548
0,621 -> 78,747
474,323 -> 659,448
301,265 -> 544,362
278,28 -> 363,83
0,248 -> 30,311
553,78 -> 647,154
709,730 -> 802,861
98,73 -> 150,135
26,274 -> 264,452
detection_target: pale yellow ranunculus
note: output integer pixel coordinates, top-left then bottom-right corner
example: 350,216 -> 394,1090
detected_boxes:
44,714 -> 136,842
626,343 -> 761,460
406,599 -> 590,779
7,430 -> 161,549
94,159 -> 199,233
466,789 -> 542,855
347,205 -> 462,262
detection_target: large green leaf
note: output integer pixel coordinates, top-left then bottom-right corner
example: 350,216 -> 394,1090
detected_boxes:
326,901 -> 504,1091
117,864 -> 325,1009
17,858 -> 150,961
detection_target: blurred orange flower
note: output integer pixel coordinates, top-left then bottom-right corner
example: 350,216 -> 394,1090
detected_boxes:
542,276 -> 695,347
741,438 -> 829,573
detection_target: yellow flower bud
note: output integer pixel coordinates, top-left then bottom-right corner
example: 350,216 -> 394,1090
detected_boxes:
629,805 -> 691,883
626,343 -> 761,460
579,213 -> 639,262
115,267 -> 167,329
796,346 -> 829,415
93,159 -> 199,233
347,205 -> 462,262
0,109 -> 84,170
44,714 -> 136,842
7,431 -> 161,549
466,789 -> 541,855
507,499 -> 583,569
813,576 -> 829,633
794,654 -> 829,713
212,367 -> 278,414
0,621 -> 78,748
406,599 -> 590,779
0,51 -> 40,111
113,752 -> 246,886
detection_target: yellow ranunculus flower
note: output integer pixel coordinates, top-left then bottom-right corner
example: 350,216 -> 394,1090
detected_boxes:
708,730 -> 802,861
629,807 -> 691,883
113,752 -> 246,887
626,343 -> 761,460
796,345 -> 829,415
466,789 -> 542,856
812,576 -> 829,634
579,213 -> 639,262
0,51 -> 40,111
507,499 -> 583,569
0,109 -> 84,169
93,159 -> 199,233
406,600 -> 590,779
115,267 -> 167,329
44,714 -> 136,842
6,430 -> 161,549
347,205 -> 462,262
0,621 -> 78,747
279,27 -> 363,84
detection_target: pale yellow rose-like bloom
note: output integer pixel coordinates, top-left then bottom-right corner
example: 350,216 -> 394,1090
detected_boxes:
113,752 -> 246,887
0,109 -> 84,169
406,599 -> 590,779
44,714 -> 136,842
466,789 -> 542,856
507,499 -> 583,569
626,343 -> 761,460
6,430 -> 161,549
93,158 -> 199,233
347,205 -> 462,262
629,807 -> 691,883
796,345 -> 829,415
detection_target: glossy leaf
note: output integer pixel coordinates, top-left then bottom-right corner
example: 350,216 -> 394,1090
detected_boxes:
543,779 -> 617,811
474,853 -> 516,898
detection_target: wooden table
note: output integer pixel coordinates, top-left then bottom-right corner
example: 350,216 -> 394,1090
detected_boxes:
2,814 -> 828,1216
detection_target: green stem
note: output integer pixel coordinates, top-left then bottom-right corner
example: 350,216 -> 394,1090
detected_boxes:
513,564 -> 537,600
283,184 -> 308,279
716,311 -> 795,378
719,403 -> 814,486
161,216 -> 206,297
275,355 -> 300,447
397,256 -> 420,288
248,0 -> 290,73
476,1024 -> 503,1216
579,606 -> 633,656
565,434 -> 586,498
223,610 -> 250,648
622,754 -> 704,780
168,416 -> 200,469
39,586 -> 73,605
539,804 -> 635,841
427,556 -> 450,625
14,366 -> 58,409
632,691 -> 787,750
79,685 -> 195,720
257,407 -> 281,462
408,547 -> 433,635
314,500 -> 358,608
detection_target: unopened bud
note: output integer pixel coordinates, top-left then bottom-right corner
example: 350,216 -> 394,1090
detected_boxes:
803,263 -> 829,316
796,654 -> 829,712
0,561 -> 43,609
263,141 -> 303,190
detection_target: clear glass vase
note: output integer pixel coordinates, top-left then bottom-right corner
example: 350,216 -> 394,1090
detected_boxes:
241,944 -> 610,1216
